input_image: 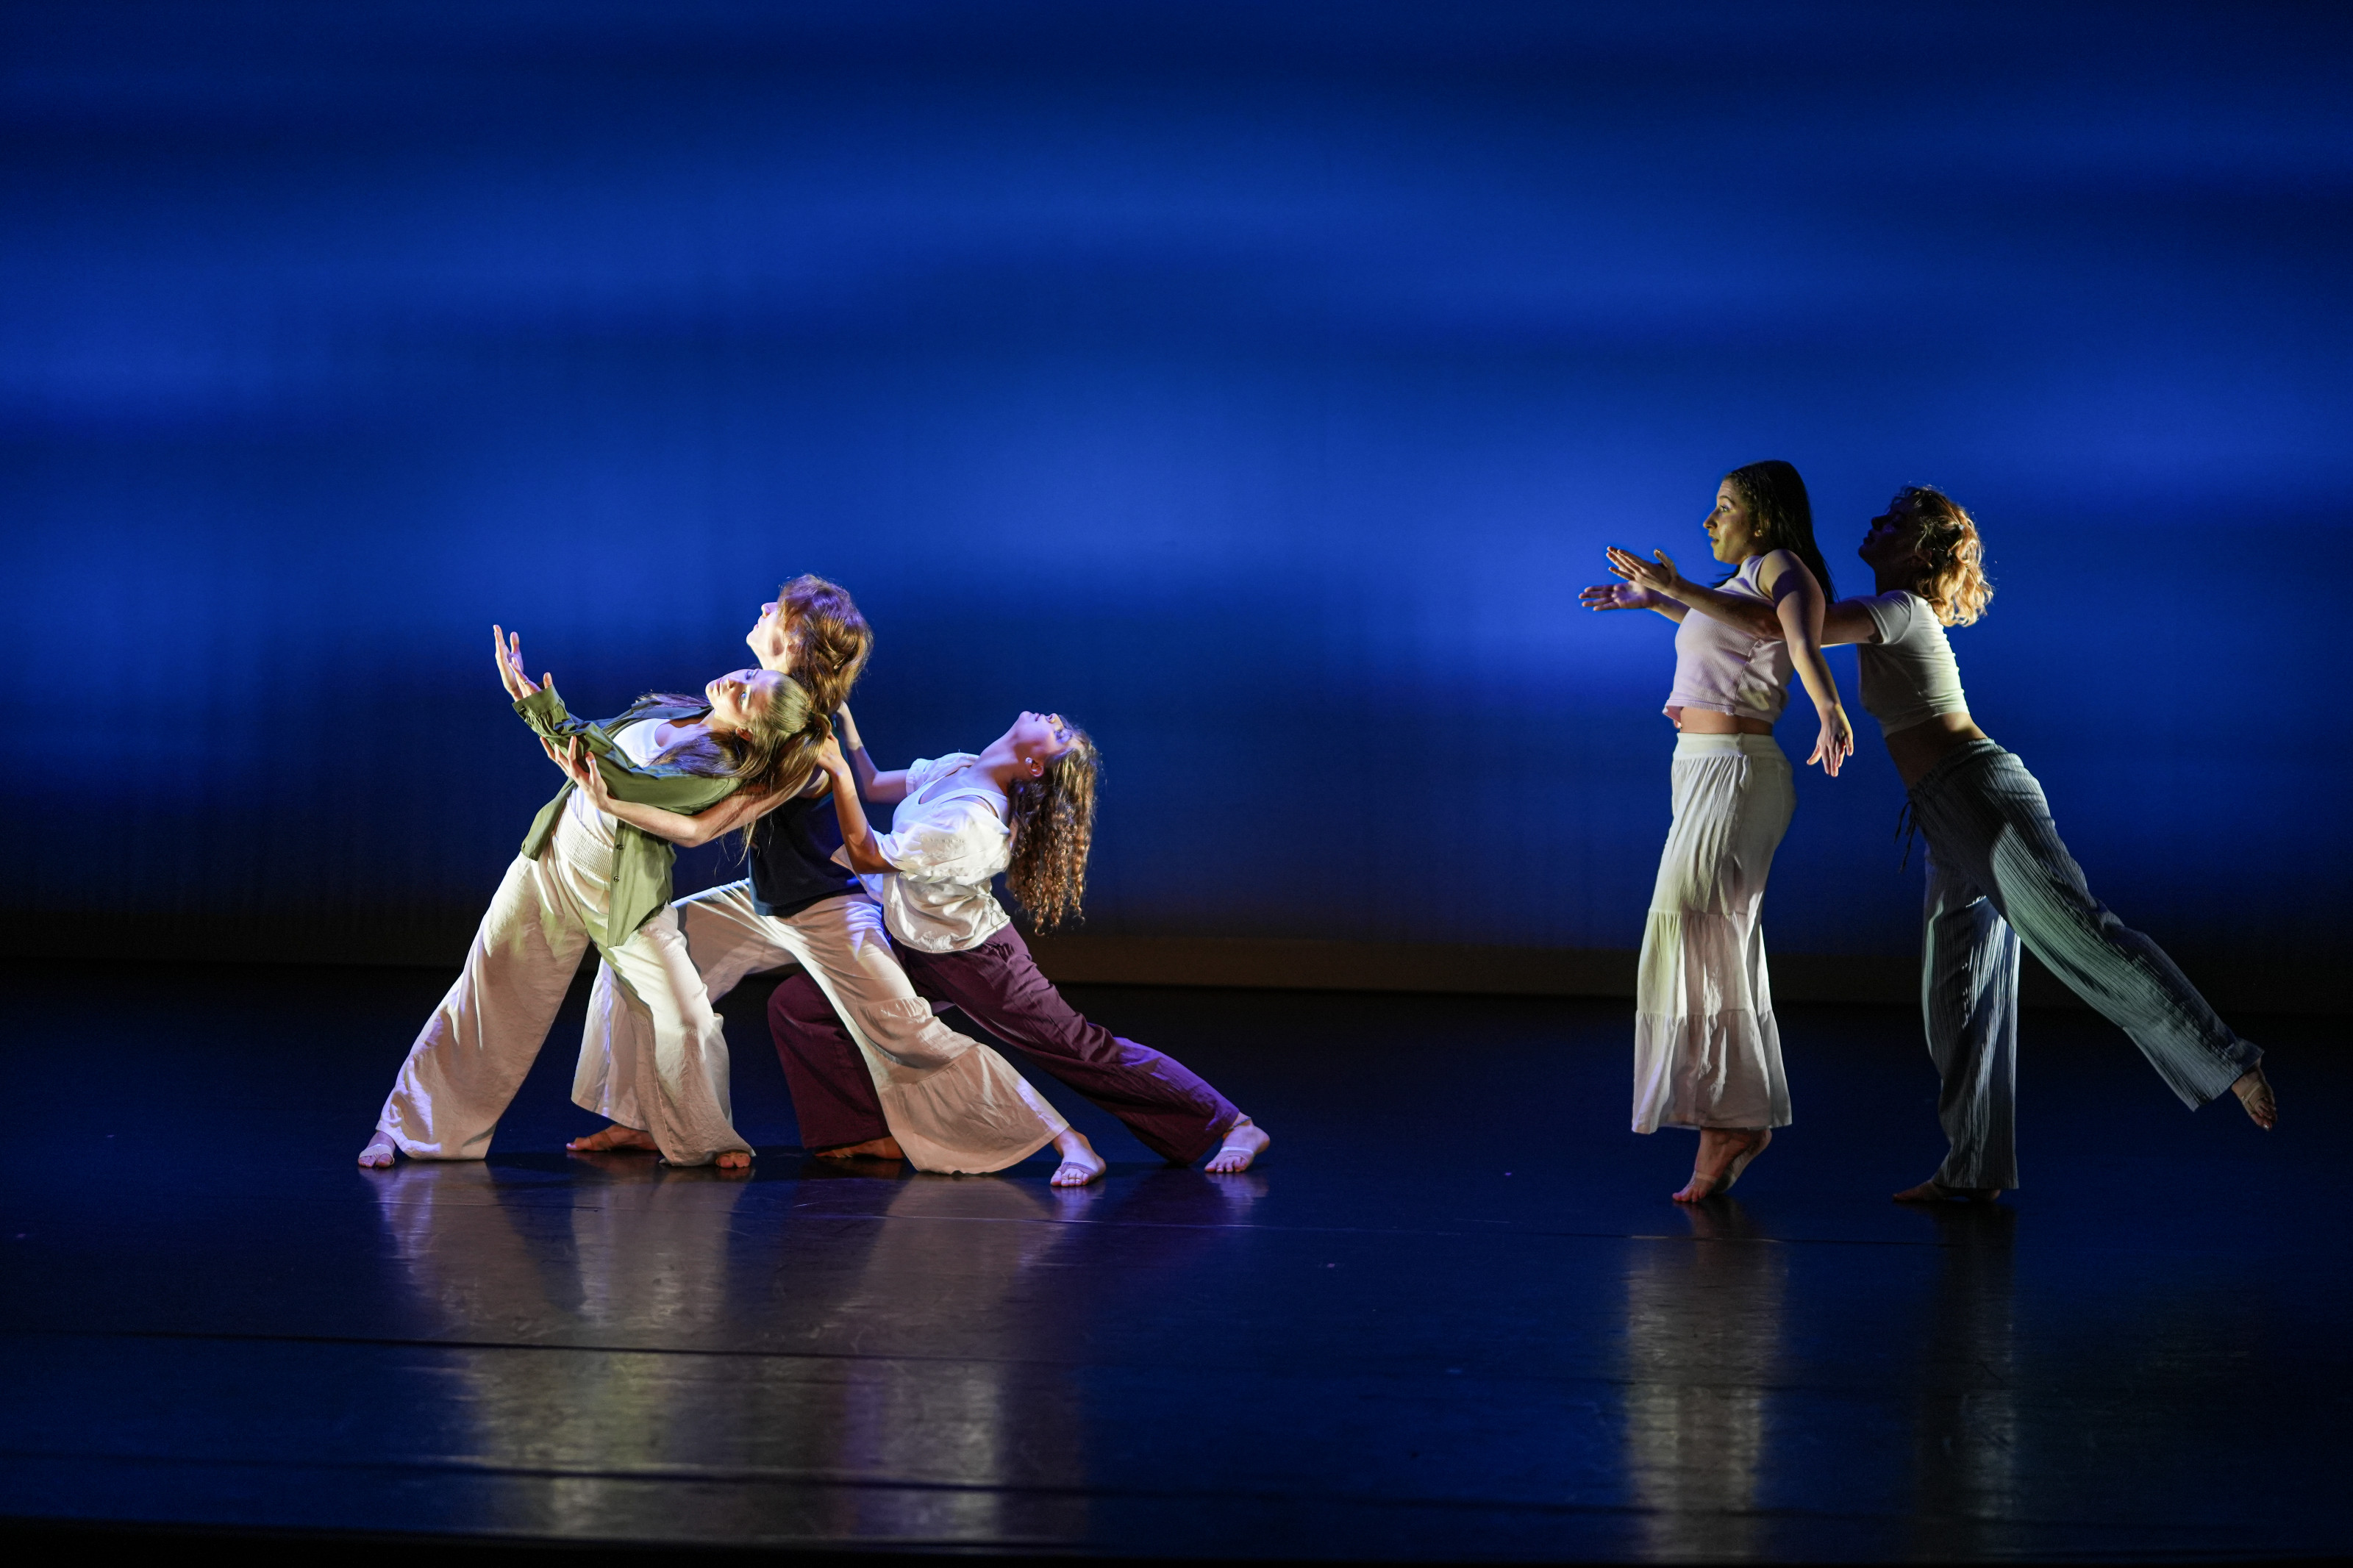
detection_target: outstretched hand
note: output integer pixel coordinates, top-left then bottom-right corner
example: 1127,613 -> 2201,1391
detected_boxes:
1605,546 -> 1685,598
1579,581 -> 1658,612
1807,707 -> 1857,778
492,626 -> 549,702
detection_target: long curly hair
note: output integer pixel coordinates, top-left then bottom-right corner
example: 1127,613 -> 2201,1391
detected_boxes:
778,573 -> 873,716
1890,485 -> 1993,626
1723,459 -> 1835,600
1005,725 -> 1100,932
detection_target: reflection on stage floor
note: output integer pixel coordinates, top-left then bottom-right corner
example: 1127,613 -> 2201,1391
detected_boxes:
0,960 -> 2343,1561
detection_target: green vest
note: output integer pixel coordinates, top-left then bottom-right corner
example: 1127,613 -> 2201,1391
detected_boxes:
513,684 -> 742,951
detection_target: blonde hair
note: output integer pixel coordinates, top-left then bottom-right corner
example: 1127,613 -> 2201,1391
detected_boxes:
1006,726 -> 1100,932
643,675 -> 823,798
1893,484 -> 1993,627
778,573 -> 873,715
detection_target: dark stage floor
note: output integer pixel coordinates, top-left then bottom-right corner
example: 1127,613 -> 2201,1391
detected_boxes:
0,959 -> 2341,1562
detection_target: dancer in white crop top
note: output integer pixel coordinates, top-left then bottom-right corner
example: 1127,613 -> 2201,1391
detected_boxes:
1581,460 -> 1854,1203
1640,483 -> 2276,1203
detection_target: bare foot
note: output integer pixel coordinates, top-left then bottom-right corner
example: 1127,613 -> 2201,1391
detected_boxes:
816,1136 -> 906,1161
1893,1178 -> 2001,1203
1204,1117 -> 1269,1174
2232,1065 -> 2277,1130
357,1129 -> 399,1168
1719,1128 -> 1770,1192
1051,1130 -> 1105,1187
568,1123 -> 657,1154
715,1149 -> 752,1170
1672,1127 -> 1767,1203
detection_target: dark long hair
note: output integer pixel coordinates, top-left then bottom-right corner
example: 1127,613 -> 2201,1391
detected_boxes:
1724,459 -> 1834,600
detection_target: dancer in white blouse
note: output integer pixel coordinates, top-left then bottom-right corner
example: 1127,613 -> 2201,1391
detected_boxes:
758,706 -> 1269,1176
554,578 -> 1106,1183
1582,460 -> 1854,1202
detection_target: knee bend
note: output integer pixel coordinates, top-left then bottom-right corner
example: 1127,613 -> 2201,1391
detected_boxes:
768,974 -> 839,1032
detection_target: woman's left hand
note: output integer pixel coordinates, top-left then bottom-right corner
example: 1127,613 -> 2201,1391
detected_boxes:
1808,706 -> 1856,778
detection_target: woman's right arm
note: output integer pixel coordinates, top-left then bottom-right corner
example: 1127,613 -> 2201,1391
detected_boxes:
1602,549 -> 1776,635
1579,581 -> 1688,621
549,740 -> 791,848
813,736 -> 895,874
834,704 -> 910,805
1607,565 -> 1883,647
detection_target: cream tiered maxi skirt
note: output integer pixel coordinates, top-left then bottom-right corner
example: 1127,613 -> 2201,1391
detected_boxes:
1631,733 -> 1796,1134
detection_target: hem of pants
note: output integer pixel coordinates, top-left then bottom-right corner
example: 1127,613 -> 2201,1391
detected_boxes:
1936,1160 -> 2018,1190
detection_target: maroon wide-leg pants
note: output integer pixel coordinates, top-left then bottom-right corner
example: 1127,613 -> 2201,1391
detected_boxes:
768,924 -> 1243,1163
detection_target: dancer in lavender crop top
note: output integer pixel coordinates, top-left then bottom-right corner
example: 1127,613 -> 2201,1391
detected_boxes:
1581,460 -> 1854,1203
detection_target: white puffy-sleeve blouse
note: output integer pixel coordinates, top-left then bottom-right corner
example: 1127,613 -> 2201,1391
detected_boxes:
848,753 -> 1015,953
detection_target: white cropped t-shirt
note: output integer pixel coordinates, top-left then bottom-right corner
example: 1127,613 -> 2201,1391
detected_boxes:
1665,555 -> 1794,724
1856,590 -> 1970,735
843,753 -> 1015,954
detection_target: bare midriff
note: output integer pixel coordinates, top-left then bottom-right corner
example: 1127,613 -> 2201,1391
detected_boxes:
1669,706 -> 1774,737
1884,711 -> 1990,788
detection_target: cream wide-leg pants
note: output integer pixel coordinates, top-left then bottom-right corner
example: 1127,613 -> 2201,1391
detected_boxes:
1632,733 -> 1797,1134
375,844 -> 750,1167
576,880 -> 1066,1175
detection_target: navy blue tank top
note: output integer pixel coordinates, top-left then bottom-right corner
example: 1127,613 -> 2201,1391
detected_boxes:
749,789 -> 860,918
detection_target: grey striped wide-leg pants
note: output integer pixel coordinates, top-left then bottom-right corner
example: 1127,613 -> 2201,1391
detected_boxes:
1908,740 -> 2260,1189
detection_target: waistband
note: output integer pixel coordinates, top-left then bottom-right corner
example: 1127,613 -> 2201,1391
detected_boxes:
1673,732 -> 1787,759
1907,737 -> 2011,798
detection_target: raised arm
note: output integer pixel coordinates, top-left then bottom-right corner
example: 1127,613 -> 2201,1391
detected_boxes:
1755,552 -> 1854,776
811,734 -> 894,874
833,704 -> 910,806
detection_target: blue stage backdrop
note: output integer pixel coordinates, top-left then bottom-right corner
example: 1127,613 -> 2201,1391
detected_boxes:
4,3 -> 2347,966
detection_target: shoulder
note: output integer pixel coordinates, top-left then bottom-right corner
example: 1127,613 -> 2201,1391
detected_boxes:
905,753 -> 979,791
1746,549 -> 1818,600
1854,590 -> 1924,642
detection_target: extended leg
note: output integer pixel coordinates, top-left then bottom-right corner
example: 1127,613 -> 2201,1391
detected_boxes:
1971,765 -> 2265,1115
768,896 -> 1066,1175
368,855 -> 591,1164
901,928 -> 1249,1166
